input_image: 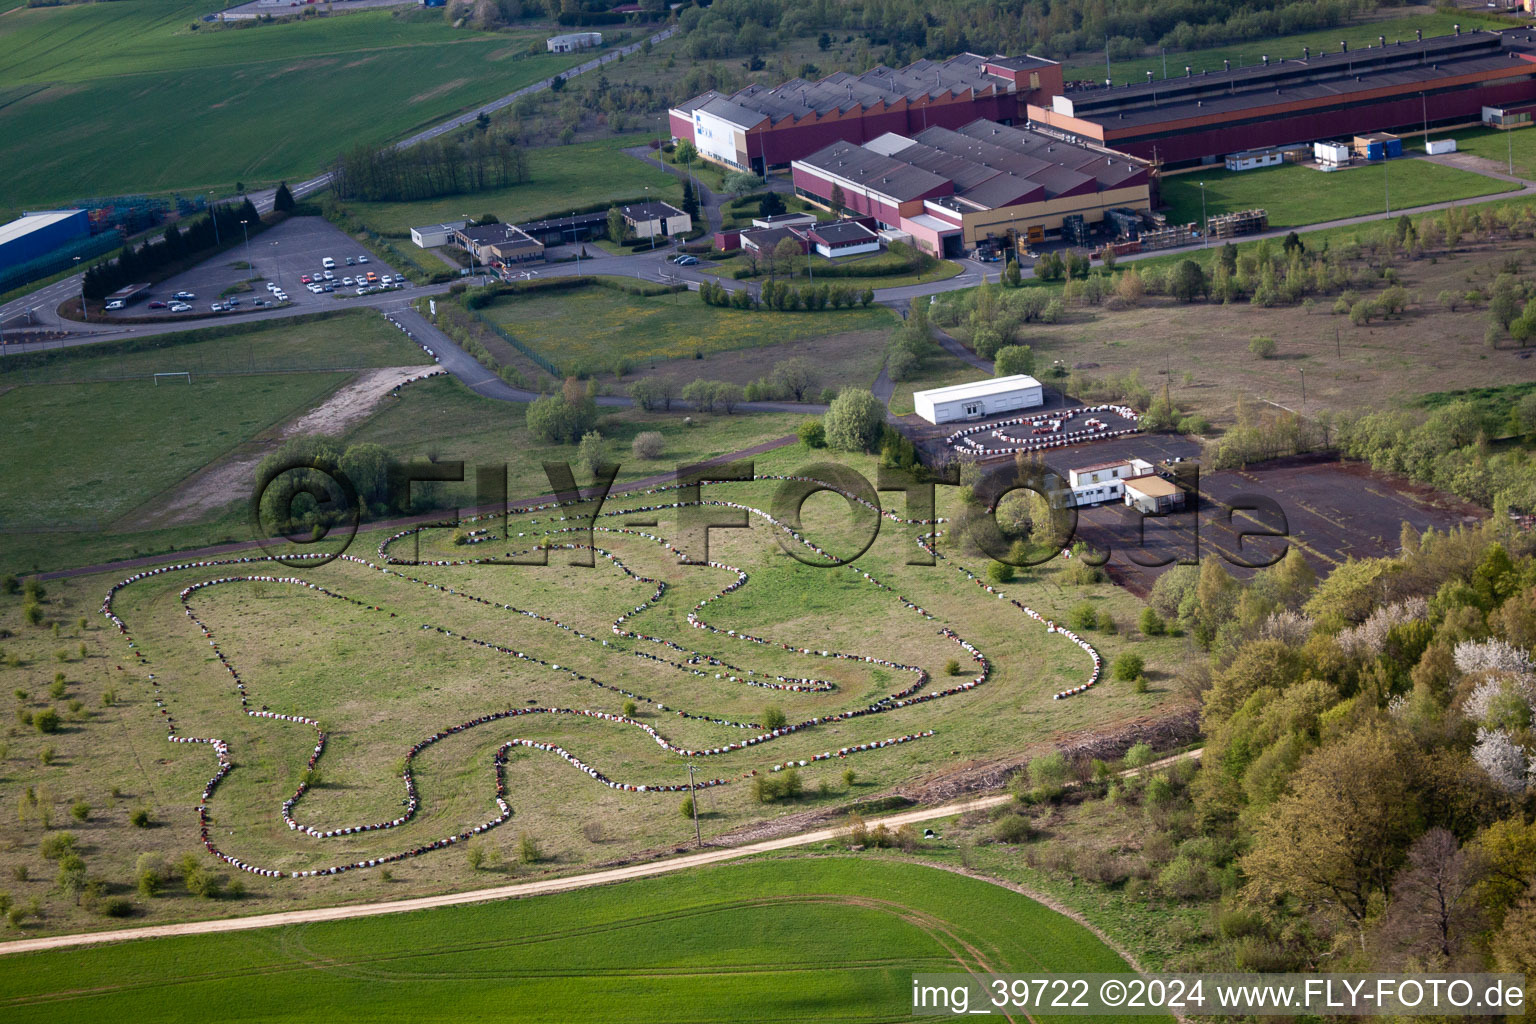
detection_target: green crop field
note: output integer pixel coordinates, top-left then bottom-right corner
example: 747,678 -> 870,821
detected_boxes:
0,0 -> 582,211
1062,10 -> 1511,83
344,135 -> 683,235
1158,159 -> 1515,230
0,858 -> 1154,1023
488,279 -> 897,373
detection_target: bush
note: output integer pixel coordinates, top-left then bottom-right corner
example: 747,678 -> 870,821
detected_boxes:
101,896 -> 134,918
40,832 -> 76,861
993,344 -> 1035,376
130,807 -> 151,828
1248,335 -> 1277,359
796,419 -> 826,448
680,795 -> 695,820
945,658 -> 962,676
70,800 -> 90,822
1112,652 -> 1145,681
518,833 -> 542,864
631,431 -> 664,460
1122,742 -> 1156,770
33,707 -> 60,734
1066,602 -> 1097,631
992,813 -> 1034,844
986,561 -> 1014,584
822,389 -> 884,451
762,707 -> 788,730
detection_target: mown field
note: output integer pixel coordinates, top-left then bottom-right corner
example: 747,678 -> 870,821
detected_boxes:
1158,159 -> 1514,231
0,440 -> 1184,933
0,310 -> 430,539
0,0 -> 580,210
0,857 -> 1153,1023
1060,9 -> 1510,82
1448,123 -> 1536,181
487,280 -> 897,372
343,135 -> 683,236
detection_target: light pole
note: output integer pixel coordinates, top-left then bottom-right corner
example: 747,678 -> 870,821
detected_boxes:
209,193 -> 219,247
1298,367 -> 1306,411
73,256 -> 86,322
270,241 -> 282,292
1384,155 -> 1390,219
1510,126 -> 1515,175
1199,180 -> 1208,247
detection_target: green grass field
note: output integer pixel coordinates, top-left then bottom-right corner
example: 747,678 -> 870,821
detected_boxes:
0,857 -> 1152,1023
1448,124 -> 1536,180
0,0 -> 581,210
0,373 -> 346,528
487,279 -> 896,373
1062,10 -> 1511,82
343,135 -> 682,236
1159,159 -> 1515,230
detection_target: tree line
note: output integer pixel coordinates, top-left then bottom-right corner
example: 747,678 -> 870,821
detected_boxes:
82,199 -> 261,300
331,136 -> 531,203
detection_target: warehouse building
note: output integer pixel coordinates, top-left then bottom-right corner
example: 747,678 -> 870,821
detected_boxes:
410,221 -> 467,248
913,374 -> 1044,425
0,209 -> 90,274
1067,458 -> 1153,507
790,120 -> 1151,255
547,32 -> 601,53
1028,27 -> 1536,167
670,53 -> 1063,175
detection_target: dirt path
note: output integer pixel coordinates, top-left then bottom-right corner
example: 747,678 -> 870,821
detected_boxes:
0,750 -> 1199,957
121,366 -> 442,529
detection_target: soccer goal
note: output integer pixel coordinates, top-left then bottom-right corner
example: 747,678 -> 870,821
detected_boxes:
153,371 -> 192,385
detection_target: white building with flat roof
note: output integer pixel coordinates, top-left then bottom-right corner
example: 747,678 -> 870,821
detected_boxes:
912,374 -> 1043,425
1067,457 -> 1153,507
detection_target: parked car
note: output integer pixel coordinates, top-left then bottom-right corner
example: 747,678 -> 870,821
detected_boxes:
169,302 -> 191,312
322,285 -> 334,293
674,255 -> 699,266
345,256 -> 355,266
148,301 -> 168,309
322,270 -> 334,280
174,291 -> 196,300
253,298 -> 268,307
300,275 -> 312,284
342,277 -> 354,286
226,297 -> 240,306
211,303 -> 225,312
356,255 -> 369,264
355,287 -> 367,295
105,299 -> 125,310
322,257 -> 336,269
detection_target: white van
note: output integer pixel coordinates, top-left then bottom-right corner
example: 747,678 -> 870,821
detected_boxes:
322,257 -> 336,269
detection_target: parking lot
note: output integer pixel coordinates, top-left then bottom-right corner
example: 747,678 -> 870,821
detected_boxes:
102,217 -> 409,321
1029,434 -> 1483,596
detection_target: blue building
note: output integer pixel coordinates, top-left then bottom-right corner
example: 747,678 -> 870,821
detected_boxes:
0,209 -> 90,274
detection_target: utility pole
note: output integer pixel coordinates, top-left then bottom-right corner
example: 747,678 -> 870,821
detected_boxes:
1105,37 -> 1112,86
1510,126 -> 1515,175
687,763 -> 701,847
1161,47 -> 1167,80
1299,367 -> 1306,410
210,193 -> 220,246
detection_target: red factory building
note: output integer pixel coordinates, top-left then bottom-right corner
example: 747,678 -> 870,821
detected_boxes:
669,53 -> 1062,176
1030,27 -> 1536,167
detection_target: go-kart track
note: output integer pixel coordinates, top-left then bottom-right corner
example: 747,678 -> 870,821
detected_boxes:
97,476 -> 1104,881
946,404 -> 1142,459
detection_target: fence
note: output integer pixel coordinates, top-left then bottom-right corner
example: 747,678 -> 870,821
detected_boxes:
0,233 -> 123,294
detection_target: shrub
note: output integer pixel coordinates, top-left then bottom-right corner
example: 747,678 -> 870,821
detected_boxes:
33,707 -> 60,734
1112,652 -> 1145,682
1066,602 -> 1097,631
622,700 -> 638,718
130,807 -> 151,828
822,389 -> 884,451
1122,742 -> 1156,770
1134,676 -> 1150,693
762,707 -> 788,730
70,800 -> 90,822
40,832 -> 77,860
842,768 -> 856,788
796,419 -> 826,449
101,896 -> 134,918
993,813 -> 1034,844
986,561 -> 1014,584
630,431 -> 664,460
680,795 -> 695,820
518,833 -> 541,864
1248,335 -> 1277,359
945,658 -> 962,676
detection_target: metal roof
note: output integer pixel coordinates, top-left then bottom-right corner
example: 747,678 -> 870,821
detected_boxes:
795,140 -> 952,202
0,210 -> 83,247
807,221 -> 878,245
914,374 -> 1042,403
